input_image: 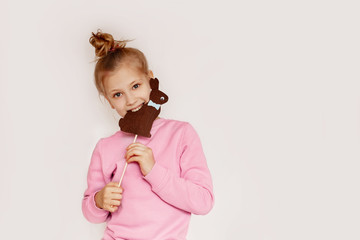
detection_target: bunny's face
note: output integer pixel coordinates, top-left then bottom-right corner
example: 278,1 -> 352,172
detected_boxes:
150,90 -> 168,105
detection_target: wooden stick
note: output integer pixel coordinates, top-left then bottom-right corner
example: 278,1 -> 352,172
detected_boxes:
118,134 -> 138,187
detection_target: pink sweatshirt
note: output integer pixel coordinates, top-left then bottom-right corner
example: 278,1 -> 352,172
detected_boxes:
82,118 -> 214,240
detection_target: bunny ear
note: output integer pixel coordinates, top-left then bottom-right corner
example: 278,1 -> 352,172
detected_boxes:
150,78 -> 159,90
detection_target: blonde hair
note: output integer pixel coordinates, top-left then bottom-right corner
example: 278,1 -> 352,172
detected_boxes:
89,29 -> 150,97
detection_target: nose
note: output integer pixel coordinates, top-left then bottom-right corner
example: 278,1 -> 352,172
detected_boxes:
126,92 -> 136,106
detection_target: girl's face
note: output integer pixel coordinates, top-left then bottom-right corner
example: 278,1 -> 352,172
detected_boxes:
104,65 -> 153,118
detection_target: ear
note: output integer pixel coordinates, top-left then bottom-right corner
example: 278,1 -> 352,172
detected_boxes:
148,70 -> 154,78
150,78 -> 159,90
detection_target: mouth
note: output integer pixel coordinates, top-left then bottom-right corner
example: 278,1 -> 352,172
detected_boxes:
130,103 -> 144,112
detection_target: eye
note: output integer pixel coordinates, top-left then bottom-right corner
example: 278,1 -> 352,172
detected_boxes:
114,92 -> 122,98
133,84 -> 140,89
160,96 -> 165,101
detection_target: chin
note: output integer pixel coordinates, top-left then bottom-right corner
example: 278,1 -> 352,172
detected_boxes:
117,112 -> 126,118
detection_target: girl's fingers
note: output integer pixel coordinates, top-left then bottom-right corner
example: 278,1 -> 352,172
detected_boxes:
126,147 -> 141,155
125,147 -> 144,159
128,145 -> 146,152
126,143 -> 152,158
105,188 -> 122,197
108,183 -> 123,192
104,192 -> 122,202
110,199 -> 121,206
108,200 -> 121,211
112,193 -> 122,200
127,156 -> 141,164
109,182 -> 121,188
110,187 -> 123,193
105,193 -> 122,202
108,205 -> 118,212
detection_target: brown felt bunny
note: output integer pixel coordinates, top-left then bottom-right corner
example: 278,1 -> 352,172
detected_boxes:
119,78 -> 169,138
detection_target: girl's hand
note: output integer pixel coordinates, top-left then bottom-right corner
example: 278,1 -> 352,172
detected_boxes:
125,142 -> 155,176
95,182 -> 123,213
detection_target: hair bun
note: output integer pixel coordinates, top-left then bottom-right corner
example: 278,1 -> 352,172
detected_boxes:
89,29 -> 128,58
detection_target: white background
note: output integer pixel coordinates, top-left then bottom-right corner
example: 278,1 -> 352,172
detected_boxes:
1,0 -> 359,239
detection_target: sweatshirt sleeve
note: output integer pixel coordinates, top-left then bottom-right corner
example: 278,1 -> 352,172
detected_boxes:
144,123 -> 215,215
82,139 -> 110,223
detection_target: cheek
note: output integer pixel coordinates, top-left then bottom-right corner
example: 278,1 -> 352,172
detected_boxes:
114,101 -> 125,112
144,87 -> 151,99
118,108 -> 126,118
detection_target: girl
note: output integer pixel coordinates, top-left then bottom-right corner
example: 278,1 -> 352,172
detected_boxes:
82,29 -> 214,240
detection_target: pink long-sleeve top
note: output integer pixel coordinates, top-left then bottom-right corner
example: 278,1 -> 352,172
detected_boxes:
82,118 -> 214,240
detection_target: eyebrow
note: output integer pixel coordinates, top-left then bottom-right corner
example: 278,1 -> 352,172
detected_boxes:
110,80 -> 141,94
